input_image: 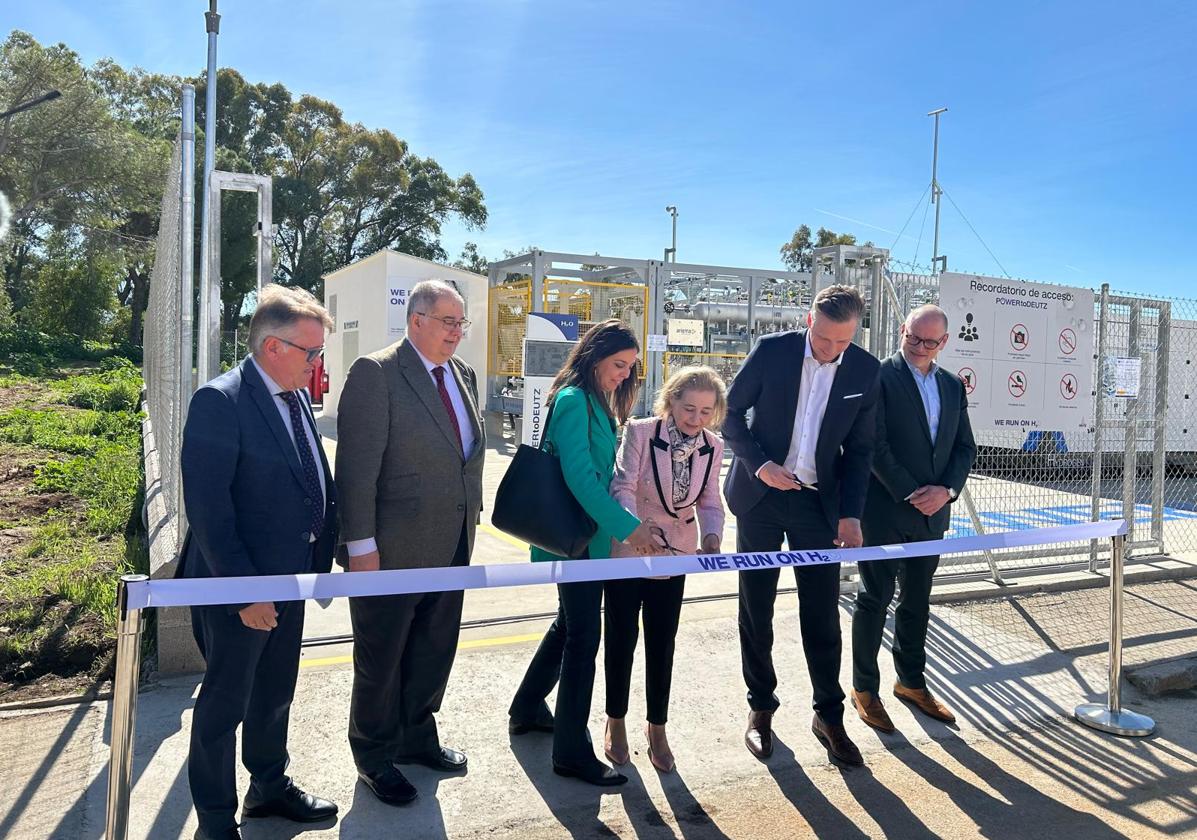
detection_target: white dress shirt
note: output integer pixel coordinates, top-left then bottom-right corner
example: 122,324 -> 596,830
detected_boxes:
346,346 -> 476,558
250,357 -> 326,540
772,338 -> 842,486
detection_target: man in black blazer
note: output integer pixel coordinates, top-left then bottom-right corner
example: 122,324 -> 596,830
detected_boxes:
852,304 -> 976,733
179,285 -> 339,840
723,284 -> 880,767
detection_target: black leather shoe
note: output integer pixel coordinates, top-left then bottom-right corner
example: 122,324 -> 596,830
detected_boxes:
509,702 -> 555,735
394,745 -> 468,772
357,764 -> 418,806
811,713 -> 864,767
552,761 -> 628,786
242,781 -> 337,822
194,828 -> 241,840
745,710 -> 774,760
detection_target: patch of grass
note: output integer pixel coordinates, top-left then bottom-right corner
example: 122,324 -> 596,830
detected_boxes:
34,444 -> 141,535
0,407 -> 139,454
50,358 -> 142,413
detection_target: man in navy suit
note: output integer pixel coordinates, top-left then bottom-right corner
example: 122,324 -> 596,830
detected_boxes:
723,284 -> 880,767
179,284 -> 339,840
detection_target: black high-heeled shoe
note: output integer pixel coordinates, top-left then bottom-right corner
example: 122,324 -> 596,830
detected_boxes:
552,761 -> 628,786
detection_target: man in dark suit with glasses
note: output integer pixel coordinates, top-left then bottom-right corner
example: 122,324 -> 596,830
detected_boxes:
851,304 -> 976,733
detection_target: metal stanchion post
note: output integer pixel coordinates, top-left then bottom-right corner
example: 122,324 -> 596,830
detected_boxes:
105,574 -> 148,840
1074,534 -> 1155,736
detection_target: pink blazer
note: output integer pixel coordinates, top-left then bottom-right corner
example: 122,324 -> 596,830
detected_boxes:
609,417 -> 726,558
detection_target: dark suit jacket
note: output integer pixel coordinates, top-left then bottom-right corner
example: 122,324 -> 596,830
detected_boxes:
863,352 -> 977,537
722,330 -> 881,529
335,338 -> 485,570
178,357 -> 338,581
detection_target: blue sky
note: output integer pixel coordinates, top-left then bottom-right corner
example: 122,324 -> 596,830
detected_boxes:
9,1 -> 1195,297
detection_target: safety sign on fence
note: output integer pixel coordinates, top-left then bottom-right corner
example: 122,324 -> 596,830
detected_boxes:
938,273 -> 1094,433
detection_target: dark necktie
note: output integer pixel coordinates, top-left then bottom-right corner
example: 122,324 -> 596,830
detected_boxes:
280,391 -> 325,540
432,366 -> 464,454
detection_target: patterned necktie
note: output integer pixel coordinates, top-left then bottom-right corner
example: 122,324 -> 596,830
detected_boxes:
280,391 -> 324,540
432,366 -> 464,454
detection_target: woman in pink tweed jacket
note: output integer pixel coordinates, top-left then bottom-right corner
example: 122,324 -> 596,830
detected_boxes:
603,365 -> 727,773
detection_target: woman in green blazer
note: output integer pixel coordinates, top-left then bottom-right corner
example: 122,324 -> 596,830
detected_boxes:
508,320 -> 657,786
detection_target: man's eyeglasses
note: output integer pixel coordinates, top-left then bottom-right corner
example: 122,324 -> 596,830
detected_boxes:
415,312 -> 472,333
275,337 -> 325,363
904,332 -> 947,351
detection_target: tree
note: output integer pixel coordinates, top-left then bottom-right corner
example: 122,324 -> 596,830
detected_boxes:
780,224 -> 874,272
453,242 -> 489,274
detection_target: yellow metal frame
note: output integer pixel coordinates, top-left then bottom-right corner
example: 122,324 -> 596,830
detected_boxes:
662,351 -> 747,384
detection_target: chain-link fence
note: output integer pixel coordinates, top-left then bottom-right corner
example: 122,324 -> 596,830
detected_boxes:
142,132 -> 184,551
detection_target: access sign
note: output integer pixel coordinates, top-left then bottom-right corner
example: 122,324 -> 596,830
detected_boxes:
938,273 -> 1093,433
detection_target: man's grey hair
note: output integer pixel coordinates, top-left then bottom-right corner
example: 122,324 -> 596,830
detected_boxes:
407,279 -> 465,322
249,284 -> 333,353
905,303 -> 949,333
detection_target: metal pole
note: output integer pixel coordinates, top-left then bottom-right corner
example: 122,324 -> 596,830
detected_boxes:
197,1 -> 220,387
105,575 -> 148,840
1151,301 -> 1170,546
664,205 -> 677,263
1089,283 -> 1109,571
179,84 -> 196,539
928,107 -> 947,273
1074,534 -> 1155,736
1122,300 -> 1141,555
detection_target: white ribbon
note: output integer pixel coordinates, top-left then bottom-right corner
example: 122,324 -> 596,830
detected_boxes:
126,520 -> 1128,611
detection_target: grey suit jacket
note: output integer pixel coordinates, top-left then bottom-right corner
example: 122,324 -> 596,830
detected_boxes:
335,338 -> 485,570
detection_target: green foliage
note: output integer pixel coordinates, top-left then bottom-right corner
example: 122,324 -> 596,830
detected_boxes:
55,360 -> 141,413
26,236 -> 120,340
34,441 -> 140,535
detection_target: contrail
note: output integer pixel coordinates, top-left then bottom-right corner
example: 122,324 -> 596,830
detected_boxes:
813,208 -> 921,243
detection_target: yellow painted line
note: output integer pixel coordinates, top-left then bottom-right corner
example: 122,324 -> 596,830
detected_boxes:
479,522 -> 528,550
299,631 -> 545,669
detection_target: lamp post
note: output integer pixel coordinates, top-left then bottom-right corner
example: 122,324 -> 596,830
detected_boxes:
664,205 -> 678,263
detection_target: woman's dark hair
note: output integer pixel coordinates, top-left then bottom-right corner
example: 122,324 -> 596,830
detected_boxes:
547,319 -> 641,424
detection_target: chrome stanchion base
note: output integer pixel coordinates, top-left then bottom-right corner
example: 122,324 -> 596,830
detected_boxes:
1074,703 -> 1155,737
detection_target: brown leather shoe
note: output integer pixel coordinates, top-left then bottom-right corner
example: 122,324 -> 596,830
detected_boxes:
852,689 -> 896,733
893,682 -> 956,723
745,710 -> 773,759
811,713 -> 864,767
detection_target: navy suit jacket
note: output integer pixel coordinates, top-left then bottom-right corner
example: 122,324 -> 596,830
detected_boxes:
177,357 -> 338,582
863,352 -> 976,537
722,330 -> 881,530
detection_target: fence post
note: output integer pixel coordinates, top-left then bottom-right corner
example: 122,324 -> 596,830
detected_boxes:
1089,283 -> 1109,572
105,575 -> 147,840
1074,533 -> 1155,737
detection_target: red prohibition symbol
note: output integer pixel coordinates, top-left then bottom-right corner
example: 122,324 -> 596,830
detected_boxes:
1008,370 -> 1027,398
1010,324 -> 1029,351
959,367 -> 977,395
1060,373 -> 1078,400
1059,328 -> 1077,355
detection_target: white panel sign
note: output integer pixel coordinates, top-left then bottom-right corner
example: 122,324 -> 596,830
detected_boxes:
522,314 -> 578,447
386,277 -> 415,337
1109,356 -> 1141,398
667,318 -> 705,348
646,333 -> 668,352
938,273 -> 1094,433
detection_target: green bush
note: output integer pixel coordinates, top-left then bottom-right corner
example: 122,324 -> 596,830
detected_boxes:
57,368 -> 142,413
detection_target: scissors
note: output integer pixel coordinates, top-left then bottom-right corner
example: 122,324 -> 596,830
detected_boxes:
648,525 -> 684,555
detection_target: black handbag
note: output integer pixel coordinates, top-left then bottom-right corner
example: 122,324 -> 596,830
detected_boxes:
492,398 -> 597,558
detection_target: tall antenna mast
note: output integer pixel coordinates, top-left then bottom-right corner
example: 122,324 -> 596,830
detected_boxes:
928,107 -> 947,273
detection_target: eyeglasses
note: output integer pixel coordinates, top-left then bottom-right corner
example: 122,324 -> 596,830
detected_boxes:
904,332 -> 947,351
275,337 -> 325,363
415,312 -> 472,332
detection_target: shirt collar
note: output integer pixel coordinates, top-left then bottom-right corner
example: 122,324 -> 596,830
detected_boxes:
410,343 -> 447,375
803,334 -> 844,366
250,355 -> 288,397
903,354 -> 939,380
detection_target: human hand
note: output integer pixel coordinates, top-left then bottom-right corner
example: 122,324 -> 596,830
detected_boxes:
835,518 -> 863,549
239,602 -> 278,631
909,485 -> 951,516
626,522 -> 657,552
758,462 -> 803,491
701,533 -> 722,554
348,550 -> 381,572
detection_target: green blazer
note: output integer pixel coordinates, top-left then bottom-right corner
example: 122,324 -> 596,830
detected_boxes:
530,385 -> 640,562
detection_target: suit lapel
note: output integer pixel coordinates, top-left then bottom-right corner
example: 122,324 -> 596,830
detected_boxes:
448,357 -> 483,460
242,359 -> 308,490
649,420 -> 679,519
814,350 -> 852,460
679,431 -> 716,510
893,354 -> 934,447
932,368 -> 955,460
398,339 -> 465,456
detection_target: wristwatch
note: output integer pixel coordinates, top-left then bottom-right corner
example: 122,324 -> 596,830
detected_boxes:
947,487 -> 958,501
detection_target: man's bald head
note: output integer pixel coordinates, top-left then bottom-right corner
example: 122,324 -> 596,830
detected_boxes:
905,304 -> 948,333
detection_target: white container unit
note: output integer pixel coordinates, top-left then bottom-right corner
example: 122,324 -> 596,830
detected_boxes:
322,249 -> 489,420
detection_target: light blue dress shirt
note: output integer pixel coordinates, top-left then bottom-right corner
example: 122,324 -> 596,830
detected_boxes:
905,358 -> 941,445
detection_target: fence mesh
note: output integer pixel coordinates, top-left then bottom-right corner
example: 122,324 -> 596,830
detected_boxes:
142,133 -> 184,535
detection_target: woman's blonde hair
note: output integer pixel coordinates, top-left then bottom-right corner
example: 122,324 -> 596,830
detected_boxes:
653,365 -> 728,430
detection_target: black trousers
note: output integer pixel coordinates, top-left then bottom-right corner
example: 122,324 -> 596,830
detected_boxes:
347,527 -> 468,772
603,575 -> 686,725
188,598 -> 304,833
852,517 -> 942,694
736,488 -> 844,721
510,574 -> 604,767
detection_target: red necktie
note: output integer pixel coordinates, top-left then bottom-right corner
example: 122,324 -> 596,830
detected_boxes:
432,366 -> 464,453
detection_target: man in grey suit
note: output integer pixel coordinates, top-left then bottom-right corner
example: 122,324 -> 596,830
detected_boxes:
852,304 -> 976,733
335,279 -> 485,806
